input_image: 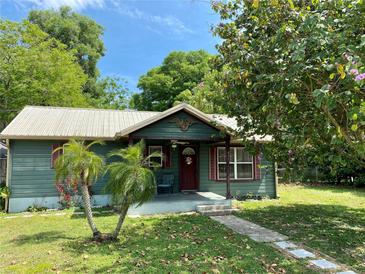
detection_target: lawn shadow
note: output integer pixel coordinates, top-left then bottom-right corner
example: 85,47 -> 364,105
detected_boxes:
60,214 -> 278,273
69,211 -> 116,219
236,203 -> 365,272
10,231 -> 73,246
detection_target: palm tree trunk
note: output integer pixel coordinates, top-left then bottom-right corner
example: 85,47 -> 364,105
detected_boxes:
112,199 -> 129,239
80,183 -> 100,238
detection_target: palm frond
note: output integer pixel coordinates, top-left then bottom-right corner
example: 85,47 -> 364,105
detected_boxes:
105,140 -> 157,207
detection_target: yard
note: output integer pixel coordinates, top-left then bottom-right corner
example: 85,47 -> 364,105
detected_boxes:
235,184 -> 365,273
1,184 -> 364,273
0,211 -> 315,274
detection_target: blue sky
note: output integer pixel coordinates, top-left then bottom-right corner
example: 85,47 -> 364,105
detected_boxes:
0,0 -> 220,92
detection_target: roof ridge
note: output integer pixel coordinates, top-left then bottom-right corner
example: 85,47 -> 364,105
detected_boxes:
24,105 -> 161,114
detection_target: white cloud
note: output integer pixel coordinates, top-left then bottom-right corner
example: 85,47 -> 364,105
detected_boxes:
110,2 -> 193,36
14,0 -> 105,10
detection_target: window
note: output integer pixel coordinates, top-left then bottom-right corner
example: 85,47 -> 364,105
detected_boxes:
217,147 -> 253,180
51,143 -> 64,169
148,146 -> 163,167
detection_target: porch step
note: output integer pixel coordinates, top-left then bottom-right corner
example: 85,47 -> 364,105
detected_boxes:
196,204 -> 238,216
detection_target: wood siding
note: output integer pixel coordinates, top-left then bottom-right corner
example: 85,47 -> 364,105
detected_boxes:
131,111 -> 223,140
8,140 -> 276,199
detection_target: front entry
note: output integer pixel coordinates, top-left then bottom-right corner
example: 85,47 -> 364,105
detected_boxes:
179,146 -> 198,191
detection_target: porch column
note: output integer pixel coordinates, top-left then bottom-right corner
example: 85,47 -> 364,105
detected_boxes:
128,135 -> 133,146
225,135 -> 231,199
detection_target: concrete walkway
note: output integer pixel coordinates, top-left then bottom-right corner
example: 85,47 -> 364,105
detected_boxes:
210,215 -> 357,274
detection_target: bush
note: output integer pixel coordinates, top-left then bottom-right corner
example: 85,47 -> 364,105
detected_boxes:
27,204 -> 48,212
55,179 -> 80,209
235,192 -> 269,201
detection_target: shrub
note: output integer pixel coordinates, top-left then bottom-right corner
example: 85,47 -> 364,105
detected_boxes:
55,179 -> 80,209
27,204 -> 48,212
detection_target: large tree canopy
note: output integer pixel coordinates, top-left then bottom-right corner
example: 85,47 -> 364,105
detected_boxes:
0,20 -> 87,129
212,0 -> 365,175
131,50 -> 212,111
28,6 -> 105,98
174,70 -> 224,114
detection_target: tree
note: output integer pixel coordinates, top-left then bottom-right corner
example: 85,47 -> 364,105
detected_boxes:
0,20 -> 87,129
212,0 -> 365,176
28,6 -> 105,98
131,50 -> 212,111
54,140 -> 104,240
90,77 -> 130,110
174,70 -> 224,114
105,141 -> 158,240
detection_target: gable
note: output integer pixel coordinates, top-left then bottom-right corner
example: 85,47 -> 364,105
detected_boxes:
130,111 -> 224,140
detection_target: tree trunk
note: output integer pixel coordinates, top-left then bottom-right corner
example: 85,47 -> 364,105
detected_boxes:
112,199 -> 129,240
80,183 -> 100,239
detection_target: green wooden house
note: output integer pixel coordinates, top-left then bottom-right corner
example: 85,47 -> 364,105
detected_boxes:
0,103 -> 277,213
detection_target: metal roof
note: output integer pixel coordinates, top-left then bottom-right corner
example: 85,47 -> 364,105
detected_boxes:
0,106 -> 158,140
0,104 -> 272,142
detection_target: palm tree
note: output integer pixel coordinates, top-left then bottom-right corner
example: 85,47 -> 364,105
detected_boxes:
54,139 -> 104,240
106,140 -> 159,240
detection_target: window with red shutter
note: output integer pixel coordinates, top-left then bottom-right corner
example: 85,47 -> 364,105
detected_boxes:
148,146 -> 163,167
209,146 -> 217,180
254,153 -> 261,180
51,143 -> 63,169
163,145 -> 171,168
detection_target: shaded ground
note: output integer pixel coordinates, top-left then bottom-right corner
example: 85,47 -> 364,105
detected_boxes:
234,184 -> 365,272
0,212 -> 314,273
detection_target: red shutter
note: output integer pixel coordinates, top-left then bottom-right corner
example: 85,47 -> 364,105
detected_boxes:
209,146 -> 217,180
163,145 -> 171,168
254,152 -> 261,180
51,143 -> 62,168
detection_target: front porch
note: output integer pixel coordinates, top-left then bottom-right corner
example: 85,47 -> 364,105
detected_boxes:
127,192 -> 230,215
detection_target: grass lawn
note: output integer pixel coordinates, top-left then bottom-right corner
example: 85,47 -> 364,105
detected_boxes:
0,212 -> 315,273
234,184 -> 365,272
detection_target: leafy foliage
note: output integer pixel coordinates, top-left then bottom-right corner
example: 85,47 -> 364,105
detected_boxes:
106,141 -> 157,207
174,70 -> 224,114
212,0 -> 365,176
131,50 -> 212,111
90,77 -> 130,110
0,20 -> 88,129
28,6 -> 105,98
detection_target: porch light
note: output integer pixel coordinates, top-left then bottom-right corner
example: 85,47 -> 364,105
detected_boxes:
171,143 -> 177,149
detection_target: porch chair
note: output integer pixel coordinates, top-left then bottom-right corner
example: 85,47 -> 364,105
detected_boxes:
157,174 -> 175,194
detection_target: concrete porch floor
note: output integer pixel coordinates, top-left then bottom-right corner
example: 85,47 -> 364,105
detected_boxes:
127,192 -> 231,216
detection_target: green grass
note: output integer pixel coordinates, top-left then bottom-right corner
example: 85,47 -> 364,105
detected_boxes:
0,212 -> 314,273
234,184 -> 365,272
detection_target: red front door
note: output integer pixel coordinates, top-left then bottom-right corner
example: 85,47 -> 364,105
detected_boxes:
180,146 -> 198,191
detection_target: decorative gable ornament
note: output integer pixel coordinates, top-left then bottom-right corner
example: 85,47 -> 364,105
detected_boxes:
170,117 -> 196,131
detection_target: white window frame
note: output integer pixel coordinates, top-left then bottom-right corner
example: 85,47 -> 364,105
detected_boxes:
217,147 -> 254,180
148,146 -> 163,167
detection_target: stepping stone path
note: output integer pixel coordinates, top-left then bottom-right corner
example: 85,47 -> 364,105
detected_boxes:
210,215 -> 357,274
289,249 -> 315,259
275,241 -> 297,249
310,259 -> 339,270
211,215 -> 288,242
